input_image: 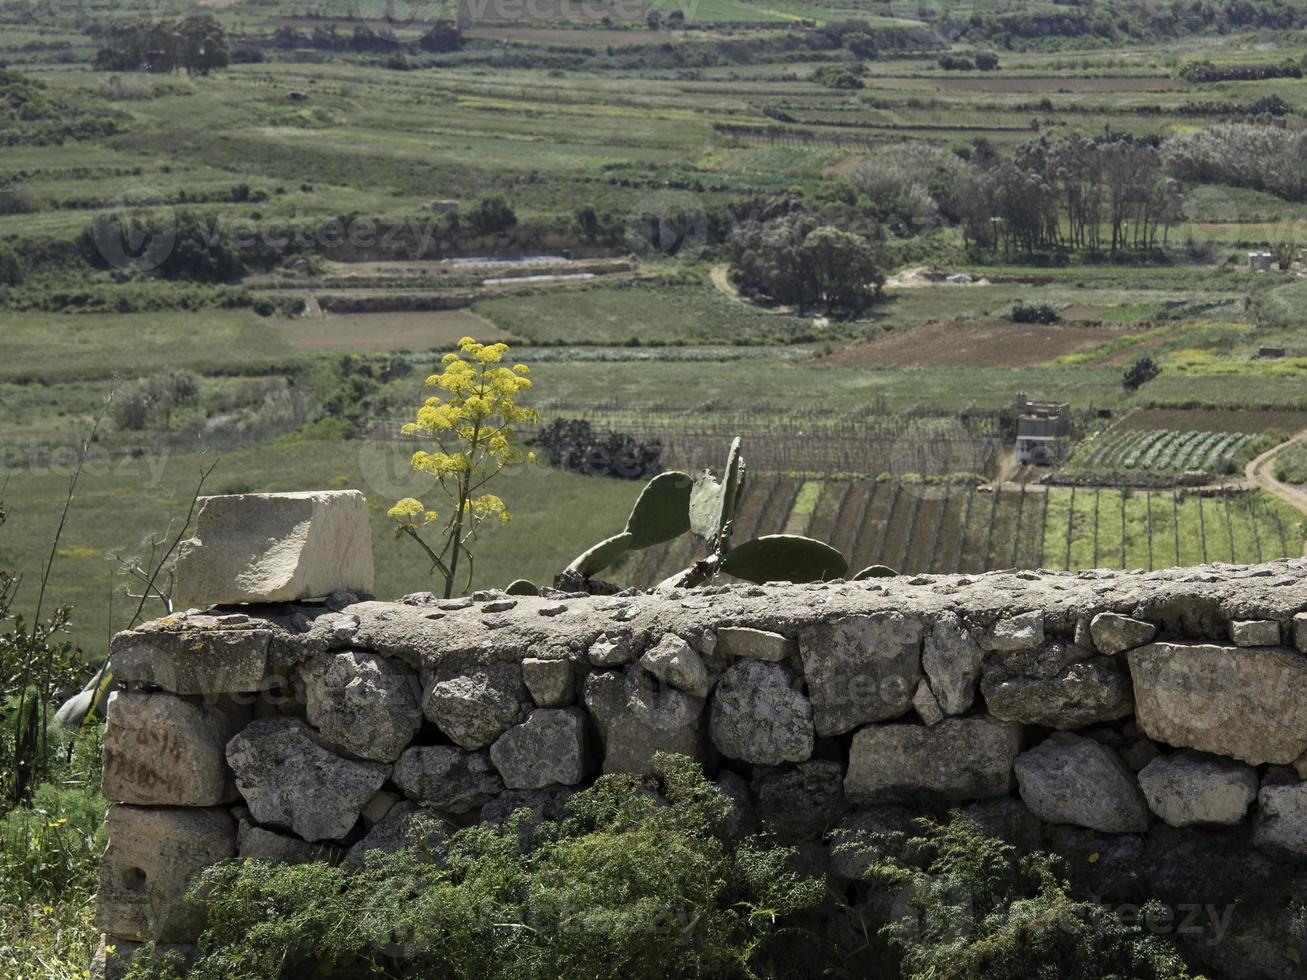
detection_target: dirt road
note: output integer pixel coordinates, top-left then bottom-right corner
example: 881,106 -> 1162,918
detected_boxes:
1245,430 -> 1307,553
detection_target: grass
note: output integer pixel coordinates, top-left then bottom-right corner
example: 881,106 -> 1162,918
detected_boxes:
0,311 -> 301,384
0,440 -> 642,653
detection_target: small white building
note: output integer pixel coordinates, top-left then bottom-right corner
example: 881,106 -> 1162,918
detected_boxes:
1249,251 -> 1273,272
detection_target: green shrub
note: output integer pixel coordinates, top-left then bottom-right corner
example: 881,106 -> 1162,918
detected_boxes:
128,754 -> 828,980
1009,301 -> 1061,324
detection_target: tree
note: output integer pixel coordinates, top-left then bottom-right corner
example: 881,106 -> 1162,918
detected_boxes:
0,243 -> 24,286
1123,356 -> 1160,392
388,338 -> 537,598
798,226 -> 883,315
178,14 -> 229,76
418,22 -> 464,53
467,195 -> 517,237
974,50 -> 1000,70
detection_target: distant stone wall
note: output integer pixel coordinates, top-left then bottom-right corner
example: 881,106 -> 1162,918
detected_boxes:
95,558 -> 1307,978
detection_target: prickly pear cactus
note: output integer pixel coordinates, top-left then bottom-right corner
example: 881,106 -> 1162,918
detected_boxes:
853,565 -> 899,579
688,437 -> 746,550
624,471 -> 693,549
719,534 -> 847,585
564,531 -> 634,579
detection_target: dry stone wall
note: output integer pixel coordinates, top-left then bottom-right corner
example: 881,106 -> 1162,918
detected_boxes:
96,557 -> 1307,977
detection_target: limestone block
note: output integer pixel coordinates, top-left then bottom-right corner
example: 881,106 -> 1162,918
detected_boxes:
979,610 -> 1045,653
102,690 -> 246,806
921,611 -> 983,715
302,650 -> 421,762
490,708 -> 590,789
423,664 -> 531,749
798,613 -> 923,737
1230,619 -> 1281,647
588,632 -> 634,667
1089,612 -> 1156,655
584,668 -> 706,774
1014,732 -> 1149,833
754,759 -> 846,842
1127,642 -> 1307,765
844,716 -> 1021,805
96,805 -> 235,942
174,490 -> 374,608
393,744 -> 503,813
912,679 -> 944,726
346,802 -> 452,867
716,627 -> 796,662
1137,751 -> 1257,827
238,824 -> 342,864
110,628 -> 269,695
226,718 -> 389,841
1253,781 -> 1307,857
522,656 -> 574,707
711,660 -> 813,765
639,634 -> 711,697
980,642 -> 1133,729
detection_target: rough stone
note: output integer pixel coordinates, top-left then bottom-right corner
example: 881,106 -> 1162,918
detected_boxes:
361,789 -> 402,828
174,490 -> 374,608
423,664 -> 531,749
713,770 -> 754,838
480,786 -> 577,846
346,802 -> 452,867
96,805 -> 235,942
102,691 -> 246,806
844,716 -> 1021,804
640,634 -> 711,697
979,610 -> 1045,653
798,613 -> 923,736
1231,619 -> 1281,647
1253,781 -> 1307,857
980,642 -> 1133,729
588,632 -> 634,667
1127,642 -> 1307,765
302,651 -> 421,762
490,708 -> 590,789
1137,751 -> 1258,827
109,628 -> 270,695
716,626 -> 796,662
920,611 -> 983,715
912,679 -> 944,726
1295,611 -> 1307,654
393,744 -> 503,813
238,824 -> 341,864
753,759 -> 846,841
226,718 -> 389,840
584,668 -> 706,774
1014,732 -> 1149,833
710,660 -> 813,765
1089,612 -> 1156,655
522,656 -> 573,707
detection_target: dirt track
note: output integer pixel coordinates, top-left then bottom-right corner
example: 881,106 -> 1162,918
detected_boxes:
1245,429 -> 1307,553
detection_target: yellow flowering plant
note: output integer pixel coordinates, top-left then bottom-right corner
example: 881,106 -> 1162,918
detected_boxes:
388,337 -> 537,598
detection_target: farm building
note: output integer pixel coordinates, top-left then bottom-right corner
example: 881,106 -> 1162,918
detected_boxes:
1249,251 -> 1274,272
1014,393 -> 1070,466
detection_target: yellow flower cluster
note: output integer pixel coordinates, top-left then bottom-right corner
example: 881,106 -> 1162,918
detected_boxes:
388,338 -> 537,594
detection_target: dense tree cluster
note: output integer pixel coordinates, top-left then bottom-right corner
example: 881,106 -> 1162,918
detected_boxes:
1178,58 -> 1303,83
534,419 -> 662,479
728,209 -> 884,316
1164,124 -> 1307,201
93,15 -> 229,75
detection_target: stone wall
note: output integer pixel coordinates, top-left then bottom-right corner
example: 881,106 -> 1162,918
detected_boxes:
95,557 -> 1307,978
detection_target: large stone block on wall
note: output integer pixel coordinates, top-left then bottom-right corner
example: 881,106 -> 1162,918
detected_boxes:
490,708 -> 591,789
844,716 -> 1021,805
798,613 -> 923,737
226,718 -> 389,841
980,642 -> 1133,729
173,490 -> 374,608
393,744 -> 504,813
95,805 -> 235,942
102,691 -> 247,806
710,660 -> 813,765
423,664 -> 532,750
110,628 -> 270,695
1127,642 -> 1307,765
302,651 -> 422,762
584,667 -> 706,774
1136,751 -> 1257,827
921,612 -> 983,716
1014,733 -> 1149,834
